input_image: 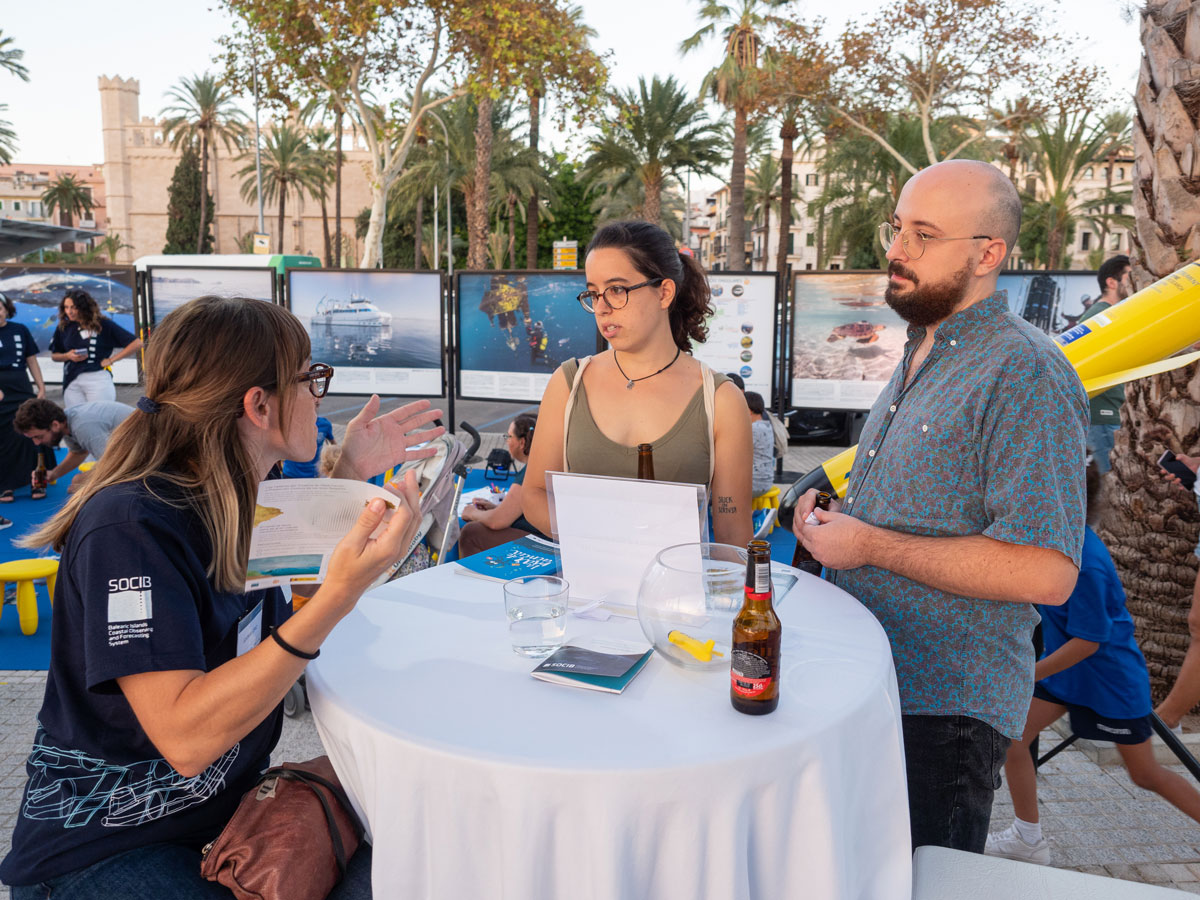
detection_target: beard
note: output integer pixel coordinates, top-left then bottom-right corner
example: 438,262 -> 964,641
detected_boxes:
884,260 -> 973,327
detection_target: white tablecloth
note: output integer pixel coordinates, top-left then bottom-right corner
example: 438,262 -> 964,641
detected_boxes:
308,564 -> 911,900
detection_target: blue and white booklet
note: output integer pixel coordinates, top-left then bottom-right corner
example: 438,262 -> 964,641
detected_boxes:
455,534 -> 561,582
531,637 -> 653,694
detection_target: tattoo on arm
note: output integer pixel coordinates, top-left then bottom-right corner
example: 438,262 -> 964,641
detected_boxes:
716,495 -> 736,515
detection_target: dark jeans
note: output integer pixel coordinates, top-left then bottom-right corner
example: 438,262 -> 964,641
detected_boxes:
903,714 -> 1011,853
11,842 -> 373,900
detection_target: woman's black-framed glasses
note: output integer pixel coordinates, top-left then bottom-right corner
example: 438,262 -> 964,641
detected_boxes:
297,363 -> 335,398
577,278 -> 664,313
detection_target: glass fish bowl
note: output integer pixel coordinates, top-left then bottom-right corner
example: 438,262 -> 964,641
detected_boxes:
636,542 -> 761,671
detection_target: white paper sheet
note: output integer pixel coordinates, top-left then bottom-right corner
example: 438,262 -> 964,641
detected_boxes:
546,472 -> 706,609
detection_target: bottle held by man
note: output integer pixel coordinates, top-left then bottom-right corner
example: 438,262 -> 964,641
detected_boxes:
636,442 -> 655,480
731,539 -> 781,715
791,491 -> 833,575
33,456 -> 48,491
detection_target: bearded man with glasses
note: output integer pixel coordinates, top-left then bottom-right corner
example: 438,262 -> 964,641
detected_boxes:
791,160 -> 1088,855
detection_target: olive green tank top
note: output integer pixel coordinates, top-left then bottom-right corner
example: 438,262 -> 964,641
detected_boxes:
561,357 -> 729,486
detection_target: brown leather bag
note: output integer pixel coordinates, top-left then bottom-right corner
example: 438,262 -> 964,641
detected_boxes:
200,755 -> 365,900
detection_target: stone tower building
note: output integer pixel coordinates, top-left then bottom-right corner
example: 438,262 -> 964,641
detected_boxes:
97,75 -> 373,264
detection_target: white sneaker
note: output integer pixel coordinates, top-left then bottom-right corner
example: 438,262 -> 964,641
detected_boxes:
985,823 -> 1050,865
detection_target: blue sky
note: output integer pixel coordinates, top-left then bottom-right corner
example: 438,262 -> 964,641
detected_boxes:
4,0 -> 1140,183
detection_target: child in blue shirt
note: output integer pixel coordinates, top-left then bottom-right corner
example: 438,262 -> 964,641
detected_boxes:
987,464 -> 1200,864
282,406 -> 336,478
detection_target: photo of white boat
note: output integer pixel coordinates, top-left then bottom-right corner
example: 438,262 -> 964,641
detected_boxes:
310,294 -> 393,326
287,268 -> 443,395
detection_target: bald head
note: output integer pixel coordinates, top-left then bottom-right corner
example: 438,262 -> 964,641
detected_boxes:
902,160 -> 1021,265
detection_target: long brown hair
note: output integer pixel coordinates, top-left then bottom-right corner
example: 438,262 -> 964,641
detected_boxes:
58,288 -> 104,334
25,296 -> 310,592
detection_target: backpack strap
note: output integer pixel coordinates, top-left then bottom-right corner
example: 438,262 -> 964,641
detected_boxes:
700,362 -> 717,486
561,356 -> 593,473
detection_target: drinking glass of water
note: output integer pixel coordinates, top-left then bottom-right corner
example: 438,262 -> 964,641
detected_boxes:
504,575 -> 568,658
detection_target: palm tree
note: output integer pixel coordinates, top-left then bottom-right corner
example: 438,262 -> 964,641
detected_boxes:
1019,110 -> 1128,270
682,0 -> 785,269
93,232 -> 133,263
160,73 -> 248,253
584,76 -> 724,227
0,30 -> 29,81
744,153 -> 798,271
0,30 -> 29,165
42,174 -> 94,254
1100,0 -> 1200,701
237,122 -> 322,255
301,95 -> 349,267
306,123 -> 337,266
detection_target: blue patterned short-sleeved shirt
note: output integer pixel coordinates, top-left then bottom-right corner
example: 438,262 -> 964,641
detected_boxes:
829,290 -> 1088,739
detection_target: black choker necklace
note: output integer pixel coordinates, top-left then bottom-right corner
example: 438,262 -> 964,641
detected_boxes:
614,347 -> 682,389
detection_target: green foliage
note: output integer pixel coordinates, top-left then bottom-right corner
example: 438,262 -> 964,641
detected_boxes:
164,142 -> 214,254
537,156 -> 601,268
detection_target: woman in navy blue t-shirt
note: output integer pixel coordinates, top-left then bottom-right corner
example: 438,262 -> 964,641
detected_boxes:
48,288 -> 142,408
0,291 -> 50,502
1,295 -> 445,899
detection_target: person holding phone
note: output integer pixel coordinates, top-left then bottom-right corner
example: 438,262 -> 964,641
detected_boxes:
49,288 -> 142,408
1154,450 -> 1200,733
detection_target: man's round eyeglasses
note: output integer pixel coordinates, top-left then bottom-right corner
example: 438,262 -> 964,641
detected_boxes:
297,363 -> 335,398
577,278 -> 664,313
878,223 -> 992,261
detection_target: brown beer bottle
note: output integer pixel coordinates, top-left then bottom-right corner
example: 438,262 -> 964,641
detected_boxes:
34,455 -> 48,491
636,443 -> 655,480
731,539 -> 781,715
791,491 -> 833,576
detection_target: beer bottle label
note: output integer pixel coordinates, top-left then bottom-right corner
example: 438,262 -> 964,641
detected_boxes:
731,649 -> 773,697
754,562 -> 770,595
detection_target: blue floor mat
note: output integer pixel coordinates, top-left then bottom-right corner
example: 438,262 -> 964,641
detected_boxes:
1,450 -> 71,671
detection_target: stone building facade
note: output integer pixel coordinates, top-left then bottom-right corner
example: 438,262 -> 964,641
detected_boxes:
98,75 -> 376,264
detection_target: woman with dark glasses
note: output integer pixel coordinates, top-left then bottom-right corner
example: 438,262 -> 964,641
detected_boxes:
522,220 -> 752,547
1,296 -> 443,899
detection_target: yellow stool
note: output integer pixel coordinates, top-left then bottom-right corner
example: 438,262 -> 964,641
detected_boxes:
0,559 -> 59,636
751,485 -> 781,536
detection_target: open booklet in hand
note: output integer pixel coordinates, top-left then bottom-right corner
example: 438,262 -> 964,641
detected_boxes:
531,637 -> 653,694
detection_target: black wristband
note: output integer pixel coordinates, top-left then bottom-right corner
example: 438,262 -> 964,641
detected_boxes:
269,626 -> 320,660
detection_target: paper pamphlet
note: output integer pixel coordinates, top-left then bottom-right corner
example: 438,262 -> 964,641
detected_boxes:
546,472 -> 706,609
456,485 -> 504,518
247,478 -> 408,591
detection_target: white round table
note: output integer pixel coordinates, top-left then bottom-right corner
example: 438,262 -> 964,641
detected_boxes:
308,564 -> 911,900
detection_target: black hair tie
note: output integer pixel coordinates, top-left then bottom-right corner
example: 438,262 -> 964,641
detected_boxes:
137,396 -> 161,415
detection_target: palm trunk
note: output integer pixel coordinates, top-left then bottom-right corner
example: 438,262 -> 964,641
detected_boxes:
525,90 -> 540,268
197,133 -> 210,253
414,193 -> 424,270
507,193 -> 516,268
776,118 -> 798,302
1099,0 -> 1200,702
320,188 -> 332,267
729,106 -> 748,270
210,141 -> 222,251
277,186 -> 286,255
816,206 -> 826,268
642,174 -> 662,227
468,95 -> 494,270
335,111 -> 344,268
